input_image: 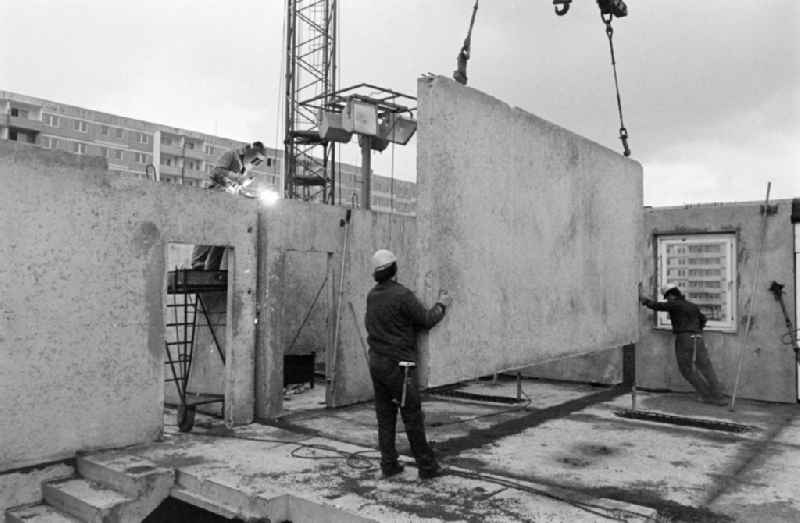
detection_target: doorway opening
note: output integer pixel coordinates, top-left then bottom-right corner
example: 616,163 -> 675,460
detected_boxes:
163,242 -> 231,431
281,250 -> 335,413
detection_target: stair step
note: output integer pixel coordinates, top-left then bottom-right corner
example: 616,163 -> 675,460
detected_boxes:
5,504 -> 81,523
76,452 -> 173,498
42,479 -> 133,522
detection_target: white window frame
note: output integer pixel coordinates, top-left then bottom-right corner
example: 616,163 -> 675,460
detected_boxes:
73,142 -> 87,155
137,132 -> 150,145
73,120 -> 88,133
203,143 -> 214,155
656,233 -> 737,332
42,114 -> 60,127
134,152 -> 149,164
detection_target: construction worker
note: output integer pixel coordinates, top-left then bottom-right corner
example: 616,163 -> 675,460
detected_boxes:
639,284 -> 726,405
191,141 -> 267,270
365,249 -> 452,480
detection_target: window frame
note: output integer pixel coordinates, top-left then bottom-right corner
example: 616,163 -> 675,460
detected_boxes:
655,233 -> 737,332
73,120 -> 88,133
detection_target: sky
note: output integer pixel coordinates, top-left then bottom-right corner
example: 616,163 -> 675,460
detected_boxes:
1,0 -> 798,206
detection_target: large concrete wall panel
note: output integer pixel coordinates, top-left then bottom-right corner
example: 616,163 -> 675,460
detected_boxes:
256,202 -> 416,418
0,143 -> 258,471
416,76 -> 642,387
638,201 -> 797,403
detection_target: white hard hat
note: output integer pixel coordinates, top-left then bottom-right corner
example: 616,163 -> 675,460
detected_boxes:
662,283 -> 682,297
372,249 -> 397,272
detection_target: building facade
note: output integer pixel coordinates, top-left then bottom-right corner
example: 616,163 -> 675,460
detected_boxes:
0,90 -> 416,215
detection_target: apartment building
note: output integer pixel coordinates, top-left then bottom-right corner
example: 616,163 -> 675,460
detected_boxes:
0,90 -> 416,215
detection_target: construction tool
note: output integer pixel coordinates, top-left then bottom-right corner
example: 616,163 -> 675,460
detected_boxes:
328,209 -> 352,403
768,281 -> 800,360
730,182 -> 772,411
399,361 -> 416,408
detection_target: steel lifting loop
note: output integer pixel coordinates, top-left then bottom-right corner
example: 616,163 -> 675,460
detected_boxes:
553,0 -> 571,16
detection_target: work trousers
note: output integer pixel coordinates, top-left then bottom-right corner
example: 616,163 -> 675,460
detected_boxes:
674,333 -> 724,400
368,351 -> 438,475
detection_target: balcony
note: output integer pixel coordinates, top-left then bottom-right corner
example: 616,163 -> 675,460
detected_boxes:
1,114 -> 44,134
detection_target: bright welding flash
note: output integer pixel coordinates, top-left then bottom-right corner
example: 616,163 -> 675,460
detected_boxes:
258,188 -> 280,206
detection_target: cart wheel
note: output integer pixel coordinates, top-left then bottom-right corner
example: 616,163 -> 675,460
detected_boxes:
177,404 -> 196,432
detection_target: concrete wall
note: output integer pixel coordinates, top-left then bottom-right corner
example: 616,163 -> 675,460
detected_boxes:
256,202 -> 416,418
415,76 -> 643,388
638,201 -> 798,403
0,142 -> 258,471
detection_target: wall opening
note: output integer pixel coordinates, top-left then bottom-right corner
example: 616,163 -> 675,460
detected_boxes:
281,250 -> 335,413
163,243 -> 230,431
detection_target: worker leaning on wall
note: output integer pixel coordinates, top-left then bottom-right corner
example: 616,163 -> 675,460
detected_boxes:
191,141 -> 267,271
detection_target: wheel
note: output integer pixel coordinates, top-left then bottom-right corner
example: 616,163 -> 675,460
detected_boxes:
177,404 -> 196,432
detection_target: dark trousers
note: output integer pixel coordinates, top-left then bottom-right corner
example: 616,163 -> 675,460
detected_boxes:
368,352 -> 438,474
675,333 -> 724,400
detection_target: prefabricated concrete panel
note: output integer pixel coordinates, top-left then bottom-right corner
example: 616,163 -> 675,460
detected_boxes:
0,143 -> 258,471
416,76 -> 642,387
638,201 -> 797,403
256,202 -> 416,418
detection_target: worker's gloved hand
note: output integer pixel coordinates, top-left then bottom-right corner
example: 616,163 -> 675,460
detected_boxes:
437,289 -> 453,308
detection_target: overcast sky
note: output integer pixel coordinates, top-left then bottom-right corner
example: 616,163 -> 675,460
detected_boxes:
1,1 -> 797,206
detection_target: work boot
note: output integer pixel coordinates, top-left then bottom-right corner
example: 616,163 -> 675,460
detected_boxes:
381,463 -> 404,479
418,464 -> 445,480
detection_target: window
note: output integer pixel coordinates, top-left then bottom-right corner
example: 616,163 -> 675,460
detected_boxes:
137,132 -> 150,144
656,234 -> 737,331
41,136 -> 59,149
10,107 -> 28,118
112,149 -> 124,161
186,141 -> 195,150
100,125 -> 109,136
42,114 -> 60,127
134,152 -> 150,164
115,128 -> 124,139
161,135 -> 173,146
203,143 -> 214,155
73,120 -> 88,133
73,142 -> 87,154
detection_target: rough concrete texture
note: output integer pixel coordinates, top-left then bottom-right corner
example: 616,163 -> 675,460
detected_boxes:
416,76 -> 643,388
639,201 -> 797,403
0,142 -> 258,472
522,346 -> 624,385
276,377 -> 799,522
257,201 -> 416,418
0,462 -> 74,512
124,407 -> 652,522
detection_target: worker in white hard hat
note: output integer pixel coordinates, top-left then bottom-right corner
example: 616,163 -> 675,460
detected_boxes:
191,141 -> 267,270
365,249 -> 452,480
639,284 -> 726,405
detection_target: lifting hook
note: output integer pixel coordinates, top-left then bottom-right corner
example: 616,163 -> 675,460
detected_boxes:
553,0 -> 571,16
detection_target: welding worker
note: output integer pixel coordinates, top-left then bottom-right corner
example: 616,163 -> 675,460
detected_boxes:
191,141 -> 267,270
365,249 -> 452,480
639,284 -> 726,405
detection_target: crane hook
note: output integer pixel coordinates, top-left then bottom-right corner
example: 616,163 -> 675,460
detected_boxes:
553,0 -> 571,16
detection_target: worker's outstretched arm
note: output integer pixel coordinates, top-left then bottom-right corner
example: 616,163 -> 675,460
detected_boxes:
639,297 -> 679,312
404,289 -> 451,330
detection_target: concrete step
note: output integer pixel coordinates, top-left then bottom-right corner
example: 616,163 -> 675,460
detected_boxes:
76,452 -> 174,499
5,504 -> 81,523
42,478 -> 133,523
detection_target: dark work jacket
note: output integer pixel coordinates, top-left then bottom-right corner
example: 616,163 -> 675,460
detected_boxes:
365,280 -> 445,363
642,298 -> 707,334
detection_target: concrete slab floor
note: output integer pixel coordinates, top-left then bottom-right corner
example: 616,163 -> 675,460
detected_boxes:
149,379 -> 798,522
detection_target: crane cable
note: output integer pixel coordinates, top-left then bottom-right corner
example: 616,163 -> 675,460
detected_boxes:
601,12 -> 631,157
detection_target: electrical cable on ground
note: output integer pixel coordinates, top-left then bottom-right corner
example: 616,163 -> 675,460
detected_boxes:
164,425 -> 641,521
